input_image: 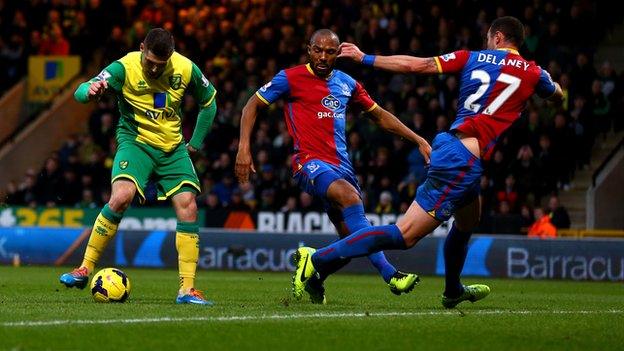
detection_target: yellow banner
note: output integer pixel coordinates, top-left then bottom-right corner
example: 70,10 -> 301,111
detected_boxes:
27,55 -> 81,103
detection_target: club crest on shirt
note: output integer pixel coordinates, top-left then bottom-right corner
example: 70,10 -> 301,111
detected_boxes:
169,74 -> 182,89
119,160 -> 128,170
339,82 -> 352,97
306,162 -> 320,173
321,95 -> 341,111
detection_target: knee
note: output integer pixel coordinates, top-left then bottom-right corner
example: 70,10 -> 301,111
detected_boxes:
182,199 -> 198,215
396,221 -> 430,248
176,195 -> 198,221
336,190 -> 361,208
402,232 -> 421,248
108,189 -> 134,213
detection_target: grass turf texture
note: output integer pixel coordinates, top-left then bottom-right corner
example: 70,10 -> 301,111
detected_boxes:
0,266 -> 623,350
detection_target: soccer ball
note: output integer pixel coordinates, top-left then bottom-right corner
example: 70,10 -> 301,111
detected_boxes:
90,268 -> 131,303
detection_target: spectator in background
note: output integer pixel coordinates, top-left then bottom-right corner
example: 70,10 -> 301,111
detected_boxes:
548,195 -> 571,229
79,189 -> 98,209
550,112 -> 573,190
39,24 -> 70,55
519,204 -> 534,232
0,33 -> 26,89
490,200 -> 522,234
487,150 -> 508,190
374,191 -> 395,214
4,181 -> 21,205
569,95 -> 592,168
227,189 -> 252,212
535,135 -> 556,198
36,157 -> 63,206
496,175 -> 519,212
201,191 -> 228,228
528,207 -> 557,238
511,145 -> 537,200
590,79 -> 611,139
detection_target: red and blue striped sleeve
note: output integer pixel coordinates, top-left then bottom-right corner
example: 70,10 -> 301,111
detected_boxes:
256,70 -> 290,105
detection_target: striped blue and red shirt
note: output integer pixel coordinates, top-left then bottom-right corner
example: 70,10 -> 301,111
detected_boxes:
256,64 -> 377,172
434,48 -> 557,159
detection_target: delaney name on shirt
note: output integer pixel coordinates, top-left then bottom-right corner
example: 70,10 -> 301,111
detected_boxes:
476,52 -> 530,71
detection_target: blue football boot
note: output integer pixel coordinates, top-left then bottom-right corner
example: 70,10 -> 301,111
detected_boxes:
176,288 -> 215,306
59,267 -> 90,289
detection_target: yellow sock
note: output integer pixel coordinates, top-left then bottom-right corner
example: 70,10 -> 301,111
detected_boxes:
176,230 -> 199,292
81,205 -> 122,272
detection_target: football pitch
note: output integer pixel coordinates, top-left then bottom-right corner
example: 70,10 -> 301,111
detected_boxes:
1,266 -> 622,350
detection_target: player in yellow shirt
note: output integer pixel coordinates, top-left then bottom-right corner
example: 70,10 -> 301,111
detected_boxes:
60,28 -> 217,305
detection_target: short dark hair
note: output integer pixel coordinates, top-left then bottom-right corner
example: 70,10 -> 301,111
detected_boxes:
309,29 -> 340,45
490,16 -> 525,47
143,28 -> 174,58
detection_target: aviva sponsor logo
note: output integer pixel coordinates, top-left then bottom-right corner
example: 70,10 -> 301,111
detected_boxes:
145,108 -> 177,120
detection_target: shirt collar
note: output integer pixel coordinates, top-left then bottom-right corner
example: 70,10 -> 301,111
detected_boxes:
497,47 -> 520,55
306,63 -> 335,80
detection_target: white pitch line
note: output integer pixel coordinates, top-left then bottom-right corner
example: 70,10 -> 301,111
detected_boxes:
2,310 -> 623,328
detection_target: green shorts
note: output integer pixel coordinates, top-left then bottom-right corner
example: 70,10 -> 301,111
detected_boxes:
112,140 -> 200,201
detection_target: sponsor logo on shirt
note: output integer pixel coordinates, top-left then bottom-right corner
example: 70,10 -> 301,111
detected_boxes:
145,108 -> 177,120
201,74 -> 210,88
317,94 -> 345,119
321,95 -> 341,111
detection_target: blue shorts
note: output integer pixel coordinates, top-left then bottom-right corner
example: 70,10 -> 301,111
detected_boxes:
415,132 -> 483,221
293,159 -> 361,209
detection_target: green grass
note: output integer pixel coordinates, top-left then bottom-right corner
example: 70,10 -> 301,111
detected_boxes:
0,266 -> 623,351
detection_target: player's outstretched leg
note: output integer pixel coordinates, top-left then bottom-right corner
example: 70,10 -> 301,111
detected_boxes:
175,223 -> 214,306
312,225 -> 407,274
342,205 -> 420,295
59,204 -> 123,289
441,284 -> 490,309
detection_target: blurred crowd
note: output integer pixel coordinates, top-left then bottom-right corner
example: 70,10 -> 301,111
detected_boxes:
2,0 -> 623,233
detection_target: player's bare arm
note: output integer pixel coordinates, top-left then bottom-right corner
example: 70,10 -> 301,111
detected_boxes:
548,82 -> 564,103
338,42 -> 438,74
235,94 -> 265,183
87,80 -> 108,100
367,105 -> 432,163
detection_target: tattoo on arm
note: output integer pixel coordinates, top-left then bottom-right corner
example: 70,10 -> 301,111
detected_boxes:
425,57 -> 437,72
